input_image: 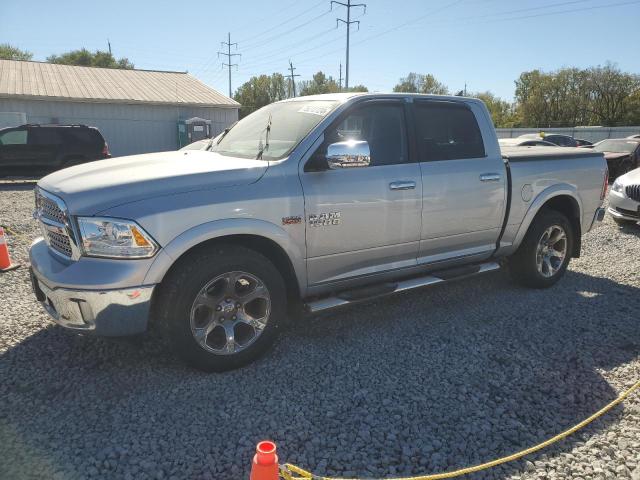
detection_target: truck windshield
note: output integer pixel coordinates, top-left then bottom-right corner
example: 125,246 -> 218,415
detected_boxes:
211,100 -> 339,160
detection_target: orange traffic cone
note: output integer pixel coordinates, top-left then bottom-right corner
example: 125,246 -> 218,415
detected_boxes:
250,441 -> 279,480
0,227 -> 20,272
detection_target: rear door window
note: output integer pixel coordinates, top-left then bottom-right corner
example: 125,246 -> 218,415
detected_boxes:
413,102 -> 485,161
0,129 -> 28,145
63,128 -> 103,149
30,128 -> 63,145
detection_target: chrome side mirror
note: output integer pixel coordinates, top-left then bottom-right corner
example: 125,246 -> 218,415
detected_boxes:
326,140 -> 371,169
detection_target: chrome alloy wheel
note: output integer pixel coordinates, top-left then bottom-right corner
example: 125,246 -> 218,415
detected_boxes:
189,271 -> 271,355
536,225 -> 567,278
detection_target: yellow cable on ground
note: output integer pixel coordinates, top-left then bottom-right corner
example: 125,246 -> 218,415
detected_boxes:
280,379 -> 640,480
0,225 -> 28,239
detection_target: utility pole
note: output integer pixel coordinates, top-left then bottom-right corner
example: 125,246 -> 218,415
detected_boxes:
218,32 -> 240,98
107,39 -> 112,55
331,0 -> 366,90
338,62 -> 343,91
288,60 -> 300,97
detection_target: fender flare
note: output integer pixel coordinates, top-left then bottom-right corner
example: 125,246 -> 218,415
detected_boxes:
511,183 -> 583,251
143,218 -> 306,292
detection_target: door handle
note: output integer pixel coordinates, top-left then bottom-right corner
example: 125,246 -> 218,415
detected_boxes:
389,181 -> 416,190
480,173 -> 501,182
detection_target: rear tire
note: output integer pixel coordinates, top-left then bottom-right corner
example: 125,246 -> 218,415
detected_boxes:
509,210 -> 574,289
155,245 -> 287,372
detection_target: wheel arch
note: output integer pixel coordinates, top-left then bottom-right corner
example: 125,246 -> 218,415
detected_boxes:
513,186 -> 583,258
144,219 -> 305,308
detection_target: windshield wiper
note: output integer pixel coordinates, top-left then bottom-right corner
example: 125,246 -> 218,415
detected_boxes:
256,113 -> 272,160
210,120 -> 238,149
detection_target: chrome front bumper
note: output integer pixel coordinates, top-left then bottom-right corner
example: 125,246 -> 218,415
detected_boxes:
608,190 -> 640,222
29,237 -> 156,336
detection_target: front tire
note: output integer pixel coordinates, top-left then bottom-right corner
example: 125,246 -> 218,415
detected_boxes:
509,210 -> 574,289
156,245 -> 287,372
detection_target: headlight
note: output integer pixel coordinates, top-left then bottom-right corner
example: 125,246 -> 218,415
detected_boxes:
611,179 -> 625,194
77,217 -> 159,258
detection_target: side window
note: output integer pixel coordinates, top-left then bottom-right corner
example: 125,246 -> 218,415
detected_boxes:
316,103 -> 408,167
64,128 -> 101,147
0,129 -> 28,145
30,128 -> 63,145
413,102 -> 485,161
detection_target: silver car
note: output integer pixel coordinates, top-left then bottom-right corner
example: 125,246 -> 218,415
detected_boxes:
608,167 -> 640,225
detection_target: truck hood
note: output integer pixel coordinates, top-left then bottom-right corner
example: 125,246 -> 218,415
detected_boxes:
38,151 -> 268,215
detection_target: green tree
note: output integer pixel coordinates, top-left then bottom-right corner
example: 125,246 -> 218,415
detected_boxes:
46,48 -> 134,69
345,84 -> 368,92
624,90 -> 640,125
233,73 -> 287,118
514,64 -> 640,127
298,71 -> 341,96
586,63 -> 640,126
473,91 -> 518,128
0,44 -> 33,61
393,73 -> 449,95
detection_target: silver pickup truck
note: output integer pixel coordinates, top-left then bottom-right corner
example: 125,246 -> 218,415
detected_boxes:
30,93 -> 608,371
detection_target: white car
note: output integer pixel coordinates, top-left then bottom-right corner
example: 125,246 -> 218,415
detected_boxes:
608,167 -> 640,225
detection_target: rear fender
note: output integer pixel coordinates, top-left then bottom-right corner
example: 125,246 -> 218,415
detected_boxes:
511,183 -> 583,253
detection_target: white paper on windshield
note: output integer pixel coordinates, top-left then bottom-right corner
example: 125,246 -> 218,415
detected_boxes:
298,104 -> 333,116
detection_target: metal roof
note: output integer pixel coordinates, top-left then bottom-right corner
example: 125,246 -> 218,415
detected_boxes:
0,60 -> 239,108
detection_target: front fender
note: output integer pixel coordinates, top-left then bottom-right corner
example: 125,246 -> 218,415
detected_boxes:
143,218 -> 306,292
511,183 -> 583,250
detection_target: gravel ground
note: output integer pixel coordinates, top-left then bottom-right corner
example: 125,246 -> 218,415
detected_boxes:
1,184 -> 639,480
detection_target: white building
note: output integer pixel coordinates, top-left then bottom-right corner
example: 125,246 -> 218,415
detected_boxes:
0,59 -> 239,156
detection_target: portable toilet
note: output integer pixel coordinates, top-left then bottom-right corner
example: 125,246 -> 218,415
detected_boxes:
177,117 -> 212,148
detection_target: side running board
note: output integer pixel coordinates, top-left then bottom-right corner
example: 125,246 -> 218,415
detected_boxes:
305,261 -> 501,314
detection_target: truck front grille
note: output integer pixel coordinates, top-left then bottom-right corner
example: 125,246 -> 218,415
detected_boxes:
39,195 -> 66,224
47,230 -> 73,257
626,184 -> 640,202
35,188 -> 75,259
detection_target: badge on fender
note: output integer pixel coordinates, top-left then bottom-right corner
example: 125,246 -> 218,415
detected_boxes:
309,212 -> 341,227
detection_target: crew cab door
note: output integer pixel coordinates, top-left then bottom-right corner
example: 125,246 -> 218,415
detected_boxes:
412,100 -> 506,265
300,100 -> 422,286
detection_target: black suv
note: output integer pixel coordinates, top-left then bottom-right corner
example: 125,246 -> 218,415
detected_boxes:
0,124 -> 110,177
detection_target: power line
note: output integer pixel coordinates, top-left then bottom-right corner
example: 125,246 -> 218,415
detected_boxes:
394,0 -> 638,32
478,0 -> 640,24
350,0 -> 464,48
218,32 -> 241,98
241,8 -> 334,52
331,0 -> 366,89
197,6 -> 332,78
236,0 -> 325,45
287,60 -> 301,97
240,27 -> 342,70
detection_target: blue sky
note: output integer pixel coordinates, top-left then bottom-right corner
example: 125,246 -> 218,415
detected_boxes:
2,0 -> 639,100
